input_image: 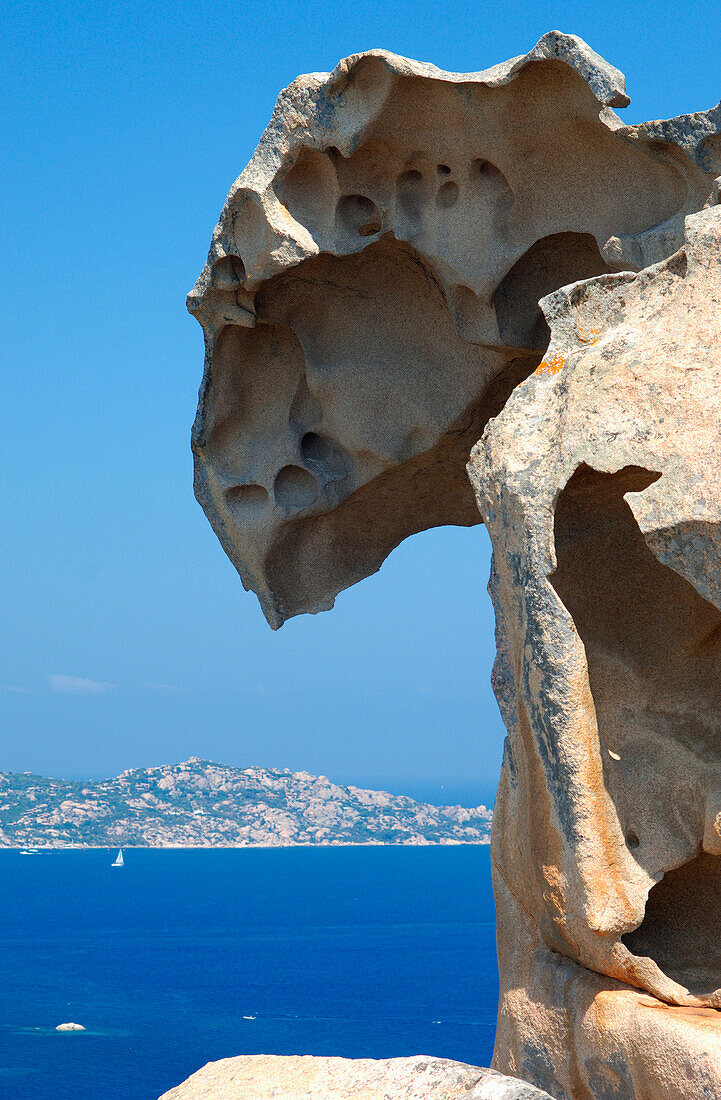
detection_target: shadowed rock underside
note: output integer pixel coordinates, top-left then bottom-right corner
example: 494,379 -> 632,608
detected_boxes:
188,31 -> 719,629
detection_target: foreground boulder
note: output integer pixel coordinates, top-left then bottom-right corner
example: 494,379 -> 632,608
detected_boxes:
159,1054 -> 553,1099
189,32 -> 721,1100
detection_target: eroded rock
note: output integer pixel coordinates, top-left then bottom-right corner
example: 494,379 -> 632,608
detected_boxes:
469,205 -> 721,1096
189,32 -> 721,1100
188,32 -> 718,629
158,1054 -> 553,1099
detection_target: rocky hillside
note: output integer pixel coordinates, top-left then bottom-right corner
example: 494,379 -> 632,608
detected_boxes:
0,758 -> 492,848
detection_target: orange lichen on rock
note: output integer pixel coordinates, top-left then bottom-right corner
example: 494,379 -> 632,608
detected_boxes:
535,352 -> 566,375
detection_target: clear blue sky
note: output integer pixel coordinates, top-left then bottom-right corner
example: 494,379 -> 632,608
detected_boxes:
2,0 -> 718,804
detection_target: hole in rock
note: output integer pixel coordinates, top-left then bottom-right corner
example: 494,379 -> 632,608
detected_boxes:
436,181 -> 459,209
336,194 -> 382,238
493,233 -> 616,351
204,322 -> 307,479
301,432 -> 330,462
211,255 -> 246,288
437,164 -> 452,176
225,484 -> 269,518
396,169 -> 427,228
280,149 -> 339,238
300,432 -> 350,481
623,852 -> 721,995
468,159 -> 513,206
552,464 -> 721,995
273,465 -> 319,510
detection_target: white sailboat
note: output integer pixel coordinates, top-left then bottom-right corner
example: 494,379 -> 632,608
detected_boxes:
111,848 -> 124,867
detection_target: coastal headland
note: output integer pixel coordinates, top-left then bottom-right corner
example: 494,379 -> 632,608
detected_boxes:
0,758 -> 492,848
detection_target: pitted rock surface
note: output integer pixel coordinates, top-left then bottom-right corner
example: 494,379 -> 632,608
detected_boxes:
188,32 -> 719,629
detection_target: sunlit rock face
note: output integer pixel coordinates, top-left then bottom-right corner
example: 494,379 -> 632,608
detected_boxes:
189,32 -> 721,1100
188,31 -> 716,628
159,1055 -> 555,1099
469,206 -> 721,1098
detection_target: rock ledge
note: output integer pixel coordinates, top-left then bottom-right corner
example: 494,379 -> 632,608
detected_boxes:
159,1054 -> 553,1099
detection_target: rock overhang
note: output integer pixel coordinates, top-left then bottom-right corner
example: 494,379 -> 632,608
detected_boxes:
188,33 -> 721,1099
188,32 -> 720,629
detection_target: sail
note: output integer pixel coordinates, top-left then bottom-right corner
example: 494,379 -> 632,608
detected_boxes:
112,848 -> 124,867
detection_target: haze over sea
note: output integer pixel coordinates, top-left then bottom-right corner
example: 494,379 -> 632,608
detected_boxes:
1,846 -> 497,1100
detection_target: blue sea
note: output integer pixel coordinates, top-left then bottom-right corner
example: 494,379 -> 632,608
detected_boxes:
0,846 -> 498,1100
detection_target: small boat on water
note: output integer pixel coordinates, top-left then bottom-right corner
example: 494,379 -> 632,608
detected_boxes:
111,848 -> 124,867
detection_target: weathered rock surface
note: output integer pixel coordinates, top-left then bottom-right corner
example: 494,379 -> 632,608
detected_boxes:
188,31 -> 719,629
467,205 -> 721,1097
159,1054 -> 553,1099
189,31 -> 721,1100
0,759 -> 491,847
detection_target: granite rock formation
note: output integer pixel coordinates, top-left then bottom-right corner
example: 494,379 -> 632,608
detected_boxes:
188,31 -> 718,629
469,205 -> 721,1097
188,32 -> 721,1100
159,1054 -> 554,1099
0,759 -> 491,848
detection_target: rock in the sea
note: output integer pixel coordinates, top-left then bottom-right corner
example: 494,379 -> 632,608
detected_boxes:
189,30 -> 721,1100
159,1054 -> 553,1099
55,1022 -> 85,1031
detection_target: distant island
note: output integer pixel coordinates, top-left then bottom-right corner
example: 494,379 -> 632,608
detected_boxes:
0,758 -> 492,848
